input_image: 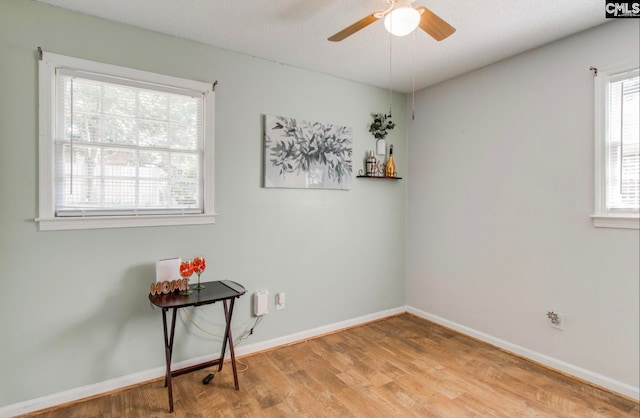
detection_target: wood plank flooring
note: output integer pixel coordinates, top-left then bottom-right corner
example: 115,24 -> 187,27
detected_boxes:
23,314 -> 639,417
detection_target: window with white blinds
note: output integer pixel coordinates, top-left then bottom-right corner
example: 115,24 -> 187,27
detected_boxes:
38,52 -> 215,230
593,61 -> 640,229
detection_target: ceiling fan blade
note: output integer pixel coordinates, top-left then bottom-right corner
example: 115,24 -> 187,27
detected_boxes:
328,13 -> 380,42
415,6 -> 456,41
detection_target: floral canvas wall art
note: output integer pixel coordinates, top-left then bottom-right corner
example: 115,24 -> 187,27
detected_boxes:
264,114 -> 353,190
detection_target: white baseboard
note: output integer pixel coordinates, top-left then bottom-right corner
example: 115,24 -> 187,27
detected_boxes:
406,306 -> 640,401
234,307 -> 405,358
0,307 -> 404,417
0,367 -> 165,418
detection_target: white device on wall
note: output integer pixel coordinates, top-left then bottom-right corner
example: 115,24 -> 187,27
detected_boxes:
254,290 -> 269,316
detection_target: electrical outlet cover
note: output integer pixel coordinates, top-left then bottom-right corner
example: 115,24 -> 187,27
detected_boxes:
253,290 -> 269,316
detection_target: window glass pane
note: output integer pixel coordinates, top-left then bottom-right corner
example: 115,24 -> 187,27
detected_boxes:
100,149 -> 137,209
68,78 -> 101,114
103,179 -> 137,208
139,120 -> 168,147
139,90 -> 168,121
170,124 -> 197,150
171,154 -> 199,207
139,150 -> 169,178
56,75 -> 204,215
57,145 -> 102,209
68,113 -> 101,143
59,178 -> 102,209
606,72 -> 639,212
104,116 -> 136,145
139,180 -> 169,208
103,84 -> 136,117
170,95 -> 198,125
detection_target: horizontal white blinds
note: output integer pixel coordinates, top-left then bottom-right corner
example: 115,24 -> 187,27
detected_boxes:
57,68 -> 204,98
54,71 -> 205,216
606,69 -> 639,212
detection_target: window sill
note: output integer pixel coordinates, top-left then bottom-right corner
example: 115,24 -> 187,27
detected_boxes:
591,215 -> 639,230
36,213 -> 216,231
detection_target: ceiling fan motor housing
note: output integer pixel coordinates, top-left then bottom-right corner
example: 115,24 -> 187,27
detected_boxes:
384,5 -> 422,36
328,0 -> 454,42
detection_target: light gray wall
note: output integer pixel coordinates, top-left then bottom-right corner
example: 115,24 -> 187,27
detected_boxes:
0,0 -> 407,407
407,19 -> 639,392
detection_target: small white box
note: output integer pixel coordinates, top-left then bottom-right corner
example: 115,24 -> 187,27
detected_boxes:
155,258 -> 181,282
254,290 -> 269,316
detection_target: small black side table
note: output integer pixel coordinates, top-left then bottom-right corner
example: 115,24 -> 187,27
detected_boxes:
149,280 -> 246,412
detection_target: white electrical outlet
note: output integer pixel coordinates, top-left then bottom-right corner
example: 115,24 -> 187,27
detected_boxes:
275,292 -> 285,310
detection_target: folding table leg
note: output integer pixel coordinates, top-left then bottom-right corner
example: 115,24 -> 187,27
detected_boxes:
161,308 -> 178,413
220,298 -> 240,390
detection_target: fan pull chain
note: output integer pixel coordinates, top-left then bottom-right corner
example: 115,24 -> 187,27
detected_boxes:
388,15 -> 393,117
412,30 -> 416,120
70,77 -> 74,195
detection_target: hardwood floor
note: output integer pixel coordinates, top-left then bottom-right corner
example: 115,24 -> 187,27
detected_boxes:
23,314 -> 638,417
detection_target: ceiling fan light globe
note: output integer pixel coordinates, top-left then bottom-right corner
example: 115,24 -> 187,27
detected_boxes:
384,6 -> 420,36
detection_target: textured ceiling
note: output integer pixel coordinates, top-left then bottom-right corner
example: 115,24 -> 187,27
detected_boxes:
33,0 -> 608,93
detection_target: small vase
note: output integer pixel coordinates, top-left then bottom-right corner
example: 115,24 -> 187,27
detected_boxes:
376,139 -> 386,155
306,160 -> 326,187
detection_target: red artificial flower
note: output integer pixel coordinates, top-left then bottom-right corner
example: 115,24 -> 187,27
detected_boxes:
192,257 -> 206,274
179,260 -> 193,278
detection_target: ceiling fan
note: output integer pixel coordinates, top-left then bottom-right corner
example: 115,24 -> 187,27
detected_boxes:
328,0 -> 455,42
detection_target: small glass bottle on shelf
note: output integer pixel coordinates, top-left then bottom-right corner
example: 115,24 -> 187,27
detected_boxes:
366,151 -> 376,176
385,144 -> 396,177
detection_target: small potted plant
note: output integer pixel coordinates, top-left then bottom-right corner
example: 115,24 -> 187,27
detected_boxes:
369,112 -> 395,155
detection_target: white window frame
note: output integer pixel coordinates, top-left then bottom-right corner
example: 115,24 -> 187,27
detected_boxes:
37,51 -> 216,230
592,59 -> 640,230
